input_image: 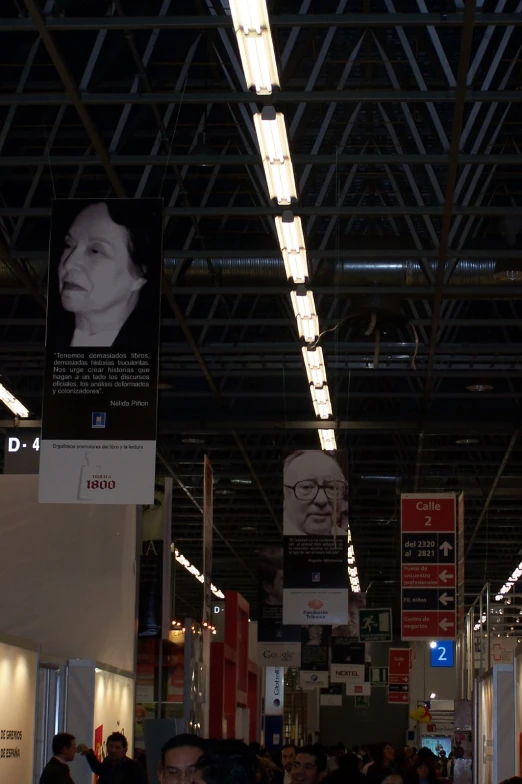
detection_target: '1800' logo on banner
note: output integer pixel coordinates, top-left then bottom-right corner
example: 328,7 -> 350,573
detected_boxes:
86,474 -> 116,490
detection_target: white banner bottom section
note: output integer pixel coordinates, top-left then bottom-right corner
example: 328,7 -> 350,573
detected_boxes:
320,694 -> 343,707
330,664 -> 365,683
300,671 -> 329,690
257,642 -> 301,667
39,439 -> 156,503
346,682 -> 371,696
283,589 -> 348,625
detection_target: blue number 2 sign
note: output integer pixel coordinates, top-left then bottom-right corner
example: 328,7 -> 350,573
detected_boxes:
430,640 -> 454,668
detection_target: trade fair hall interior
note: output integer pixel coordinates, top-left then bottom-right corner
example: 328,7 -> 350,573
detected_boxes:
0,1 -> 521,783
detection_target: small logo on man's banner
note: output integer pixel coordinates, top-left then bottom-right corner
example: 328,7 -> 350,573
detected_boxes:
92,412 -> 106,428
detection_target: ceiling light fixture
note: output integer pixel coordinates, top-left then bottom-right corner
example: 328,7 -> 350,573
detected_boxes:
275,211 -> 308,283
254,108 -> 296,206
0,383 -> 29,418
231,478 -> 253,485
173,548 -> 224,598
310,384 -> 333,420
229,0 -> 279,95
455,438 -> 480,445
181,437 -> 205,445
291,287 -> 319,343
302,347 -> 326,388
495,560 -> 522,601
318,428 -> 337,452
466,383 -> 494,393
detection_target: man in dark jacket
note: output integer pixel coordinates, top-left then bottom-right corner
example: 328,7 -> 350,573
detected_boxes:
77,731 -> 146,784
39,732 -> 77,784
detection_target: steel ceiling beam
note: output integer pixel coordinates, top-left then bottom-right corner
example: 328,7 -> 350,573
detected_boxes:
1,419 -> 518,434
423,0 -> 476,406
2,14 -> 521,29
3,153 -> 520,166
1,91 -> 520,105
465,430 -> 520,557
2,206 -> 521,217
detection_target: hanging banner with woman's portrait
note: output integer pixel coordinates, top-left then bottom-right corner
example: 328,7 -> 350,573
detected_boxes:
39,198 -> 163,504
283,450 -> 349,625
258,546 -> 301,667
300,624 -> 331,671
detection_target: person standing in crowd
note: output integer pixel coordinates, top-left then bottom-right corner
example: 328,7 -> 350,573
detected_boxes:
39,733 -> 78,784
281,745 -> 298,784
291,746 -> 328,784
406,759 -> 438,784
366,743 -> 396,784
77,731 -> 146,783
156,734 -> 208,784
323,752 -> 364,784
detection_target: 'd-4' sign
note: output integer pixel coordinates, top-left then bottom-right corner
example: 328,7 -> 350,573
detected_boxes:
401,494 -> 457,641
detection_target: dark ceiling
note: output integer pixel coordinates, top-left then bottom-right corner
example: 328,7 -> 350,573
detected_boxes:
1,0 -> 522,623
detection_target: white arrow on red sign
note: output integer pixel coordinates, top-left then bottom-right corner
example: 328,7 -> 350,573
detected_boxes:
439,570 -> 454,583
439,617 -> 455,632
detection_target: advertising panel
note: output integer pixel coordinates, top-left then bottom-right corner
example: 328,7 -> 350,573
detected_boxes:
329,664 -> 365,684
3,429 -> 40,474
401,494 -> 457,640
258,546 -> 301,666
320,684 -> 343,706
300,671 -> 329,690
283,450 -> 349,625
39,198 -> 163,504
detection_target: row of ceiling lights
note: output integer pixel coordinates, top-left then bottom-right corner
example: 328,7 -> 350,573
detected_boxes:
229,0 -> 335,452
228,0 -> 360,594
495,560 -> 522,602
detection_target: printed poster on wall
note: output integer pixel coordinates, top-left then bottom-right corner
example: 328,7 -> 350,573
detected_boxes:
203,456 -> 213,622
258,546 -> 301,667
283,450 -> 349,625
138,477 -> 173,639
39,198 -> 163,504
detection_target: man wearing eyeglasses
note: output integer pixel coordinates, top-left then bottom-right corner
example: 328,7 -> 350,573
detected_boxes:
157,734 -> 208,784
284,451 -> 348,536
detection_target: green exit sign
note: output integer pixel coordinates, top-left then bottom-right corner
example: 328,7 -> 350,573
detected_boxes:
355,695 -> 370,708
358,608 -> 393,642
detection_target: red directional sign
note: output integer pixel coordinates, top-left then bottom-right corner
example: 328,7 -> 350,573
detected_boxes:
388,648 -> 410,704
401,494 -> 457,641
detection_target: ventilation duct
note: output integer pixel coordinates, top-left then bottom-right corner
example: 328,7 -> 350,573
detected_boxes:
0,257 -> 513,288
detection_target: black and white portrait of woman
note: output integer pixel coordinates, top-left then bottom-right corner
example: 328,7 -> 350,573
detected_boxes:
46,199 -> 162,349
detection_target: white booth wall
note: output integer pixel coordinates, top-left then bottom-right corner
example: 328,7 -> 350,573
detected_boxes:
0,634 -> 38,784
0,475 -> 137,669
67,660 -> 135,784
476,664 -> 514,784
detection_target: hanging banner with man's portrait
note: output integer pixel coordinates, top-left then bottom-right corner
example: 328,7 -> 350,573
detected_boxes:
283,450 -> 349,625
258,546 -> 301,667
39,198 -> 163,504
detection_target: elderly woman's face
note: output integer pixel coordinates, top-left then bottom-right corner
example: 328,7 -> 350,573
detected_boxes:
58,202 -> 145,316
284,452 -> 346,535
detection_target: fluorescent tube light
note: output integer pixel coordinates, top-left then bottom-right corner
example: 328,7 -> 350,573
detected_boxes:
0,383 -> 29,418
318,428 -> 337,452
229,0 -> 279,94
291,288 -> 316,321
310,384 -> 332,419
282,250 -> 308,284
254,109 -> 296,204
297,315 -> 319,343
302,347 -> 326,387
276,210 -> 305,255
173,548 -> 224,599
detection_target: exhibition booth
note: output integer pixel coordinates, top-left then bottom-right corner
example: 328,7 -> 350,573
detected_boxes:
475,664 -> 514,784
0,475 -> 137,783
